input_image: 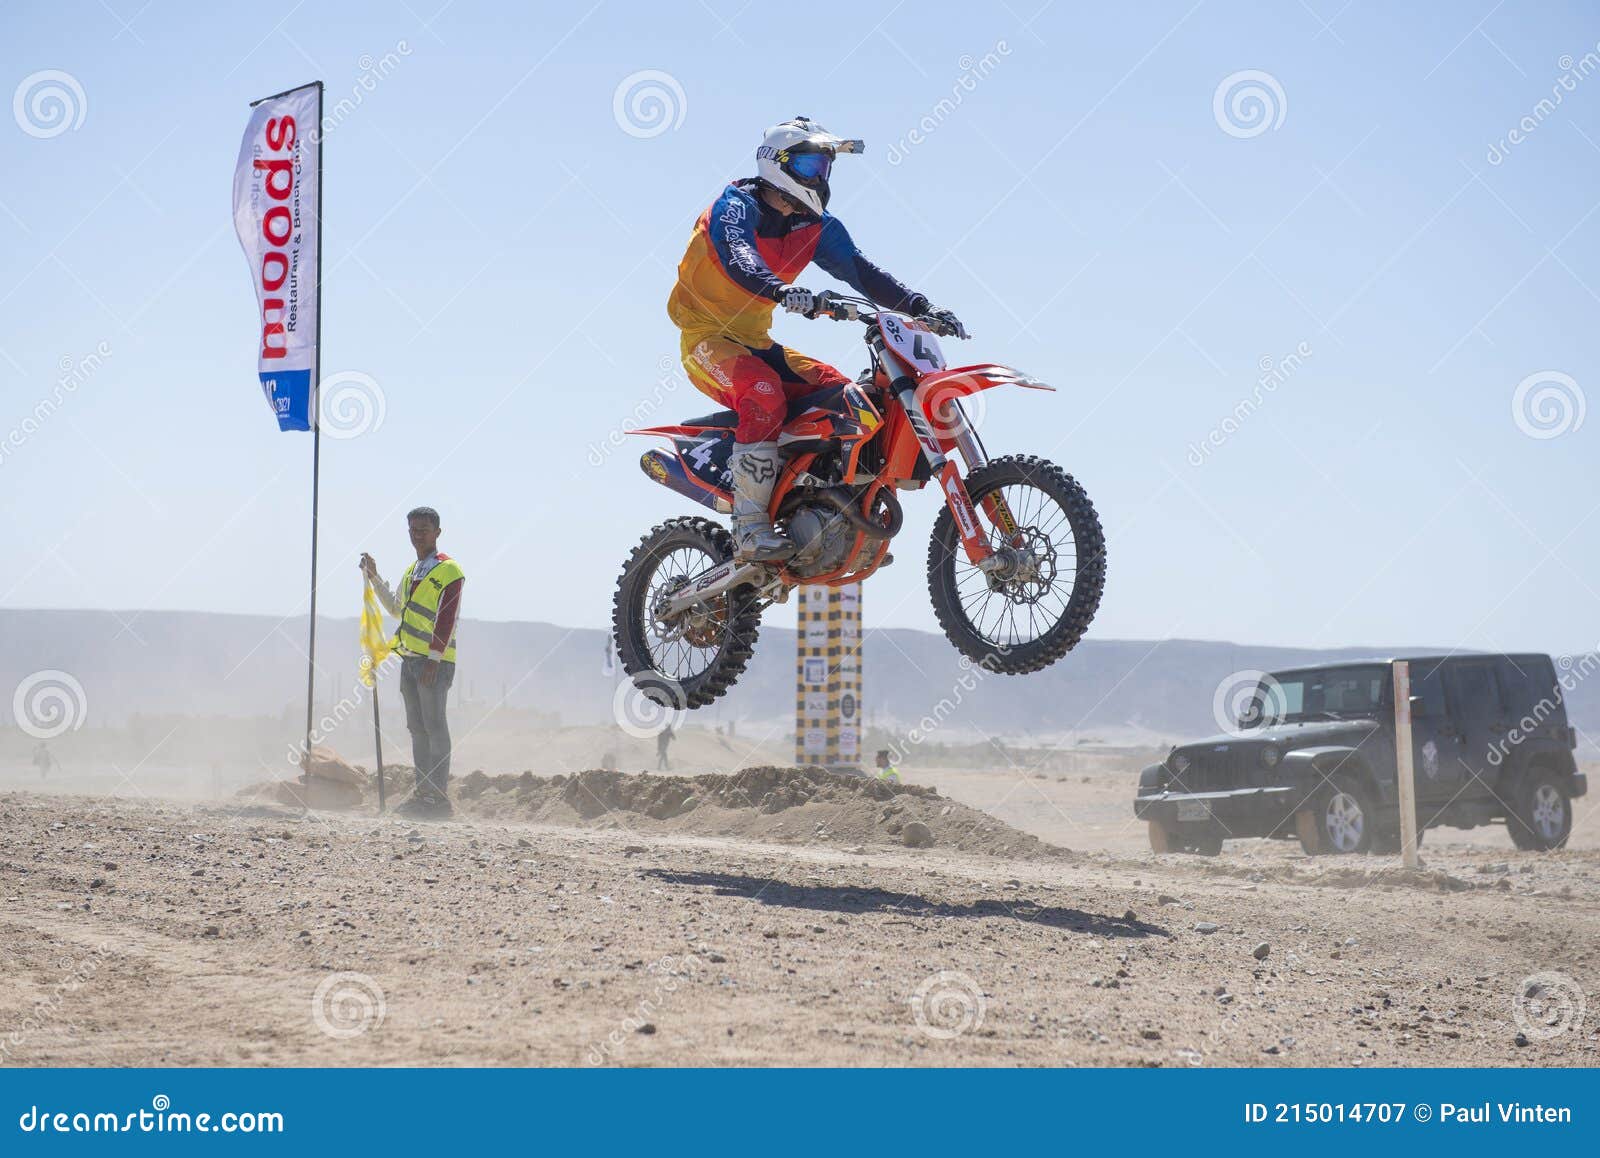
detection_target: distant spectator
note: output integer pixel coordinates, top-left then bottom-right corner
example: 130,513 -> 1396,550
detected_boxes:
32,741 -> 56,781
657,723 -> 676,771
874,749 -> 899,784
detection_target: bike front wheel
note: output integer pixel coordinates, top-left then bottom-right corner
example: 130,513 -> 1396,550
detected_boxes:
927,454 -> 1105,674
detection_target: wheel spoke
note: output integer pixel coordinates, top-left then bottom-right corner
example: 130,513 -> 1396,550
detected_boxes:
936,462 -> 1102,667
640,542 -> 732,682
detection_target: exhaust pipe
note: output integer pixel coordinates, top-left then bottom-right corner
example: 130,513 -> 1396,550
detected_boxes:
779,486 -> 902,540
639,449 -> 731,515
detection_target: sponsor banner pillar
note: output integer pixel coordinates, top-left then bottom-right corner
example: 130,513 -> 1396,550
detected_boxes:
837,583 -> 862,765
796,585 -> 830,765
795,583 -> 863,769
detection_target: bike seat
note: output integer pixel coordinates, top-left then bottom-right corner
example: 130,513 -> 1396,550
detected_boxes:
680,408 -> 739,429
679,384 -> 853,432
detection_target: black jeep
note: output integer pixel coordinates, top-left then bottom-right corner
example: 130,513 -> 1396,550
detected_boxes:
1134,655 -> 1586,855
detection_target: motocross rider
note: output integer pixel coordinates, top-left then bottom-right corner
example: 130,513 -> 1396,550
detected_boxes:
668,116 -> 965,562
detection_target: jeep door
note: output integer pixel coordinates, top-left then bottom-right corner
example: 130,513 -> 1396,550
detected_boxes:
1406,659 -> 1462,806
1442,659 -> 1509,799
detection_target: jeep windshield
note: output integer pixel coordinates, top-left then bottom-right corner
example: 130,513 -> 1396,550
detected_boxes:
1240,664 -> 1389,728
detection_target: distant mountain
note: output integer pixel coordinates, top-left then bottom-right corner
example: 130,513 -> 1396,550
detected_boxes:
3,609 -> 1595,743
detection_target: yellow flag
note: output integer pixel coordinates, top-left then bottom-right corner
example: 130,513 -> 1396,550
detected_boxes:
359,579 -> 393,688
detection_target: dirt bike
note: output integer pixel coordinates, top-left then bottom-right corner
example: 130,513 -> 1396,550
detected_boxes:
612,291 -> 1105,708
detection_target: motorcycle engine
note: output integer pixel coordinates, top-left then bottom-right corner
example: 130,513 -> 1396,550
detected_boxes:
784,502 -> 876,579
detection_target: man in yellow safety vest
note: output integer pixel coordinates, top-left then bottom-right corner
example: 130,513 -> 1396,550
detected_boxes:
875,749 -> 900,784
360,506 -> 465,818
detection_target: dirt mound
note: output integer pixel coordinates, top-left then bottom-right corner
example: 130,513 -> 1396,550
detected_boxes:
235,746 -> 380,810
455,765 -> 1065,858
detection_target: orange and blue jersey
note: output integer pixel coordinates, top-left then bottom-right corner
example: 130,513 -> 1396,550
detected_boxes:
668,179 -> 927,348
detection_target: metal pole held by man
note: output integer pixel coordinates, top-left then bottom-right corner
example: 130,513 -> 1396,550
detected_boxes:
358,574 -> 396,812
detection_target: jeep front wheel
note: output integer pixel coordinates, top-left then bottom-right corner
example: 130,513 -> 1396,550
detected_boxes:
1297,777 -> 1376,855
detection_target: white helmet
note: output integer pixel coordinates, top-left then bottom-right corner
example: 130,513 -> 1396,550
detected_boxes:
755,116 -> 864,218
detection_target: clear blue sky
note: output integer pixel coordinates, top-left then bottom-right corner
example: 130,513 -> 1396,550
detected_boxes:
4,0 -> 1599,655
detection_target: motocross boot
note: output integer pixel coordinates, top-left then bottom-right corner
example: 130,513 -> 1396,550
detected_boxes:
729,441 -> 795,562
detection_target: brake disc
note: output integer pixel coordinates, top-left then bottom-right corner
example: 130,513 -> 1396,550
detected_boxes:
650,577 -> 691,639
987,527 -> 1058,605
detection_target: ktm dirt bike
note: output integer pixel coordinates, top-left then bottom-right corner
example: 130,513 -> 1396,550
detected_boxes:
612,291 -> 1105,708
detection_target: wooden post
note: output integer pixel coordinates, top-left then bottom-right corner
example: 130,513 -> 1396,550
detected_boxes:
1392,660 -> 1419,869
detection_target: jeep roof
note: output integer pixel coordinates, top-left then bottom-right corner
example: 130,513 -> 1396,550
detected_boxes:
1266,653 -> 1553,676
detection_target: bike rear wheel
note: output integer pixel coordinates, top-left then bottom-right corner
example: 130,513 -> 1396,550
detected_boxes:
612,516 -> 762,709
927,454 -> 1105,674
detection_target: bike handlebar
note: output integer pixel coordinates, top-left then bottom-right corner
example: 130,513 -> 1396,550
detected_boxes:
808,290 -> 862,322
921,315 -> 966,338
809,290 -> 966,337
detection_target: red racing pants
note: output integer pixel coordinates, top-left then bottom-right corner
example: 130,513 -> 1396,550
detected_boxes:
681,331 -> 850,443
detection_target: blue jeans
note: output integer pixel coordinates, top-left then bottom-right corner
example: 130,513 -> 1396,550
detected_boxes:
399,656 -> 455,801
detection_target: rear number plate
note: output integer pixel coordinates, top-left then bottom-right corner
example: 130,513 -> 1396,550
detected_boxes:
1177,800 -> 1211,822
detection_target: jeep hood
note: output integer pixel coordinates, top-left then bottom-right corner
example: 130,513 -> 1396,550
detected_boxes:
1177,718 -> 1380,752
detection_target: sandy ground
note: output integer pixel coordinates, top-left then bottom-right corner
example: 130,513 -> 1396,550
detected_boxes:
2,757 -> 1597,1068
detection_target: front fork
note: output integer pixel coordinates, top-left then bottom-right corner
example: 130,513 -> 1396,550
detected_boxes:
895,386 -> 1020,568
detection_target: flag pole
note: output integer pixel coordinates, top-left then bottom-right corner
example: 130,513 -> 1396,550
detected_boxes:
300,80 -> 326,789
372,667 -> 387,813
